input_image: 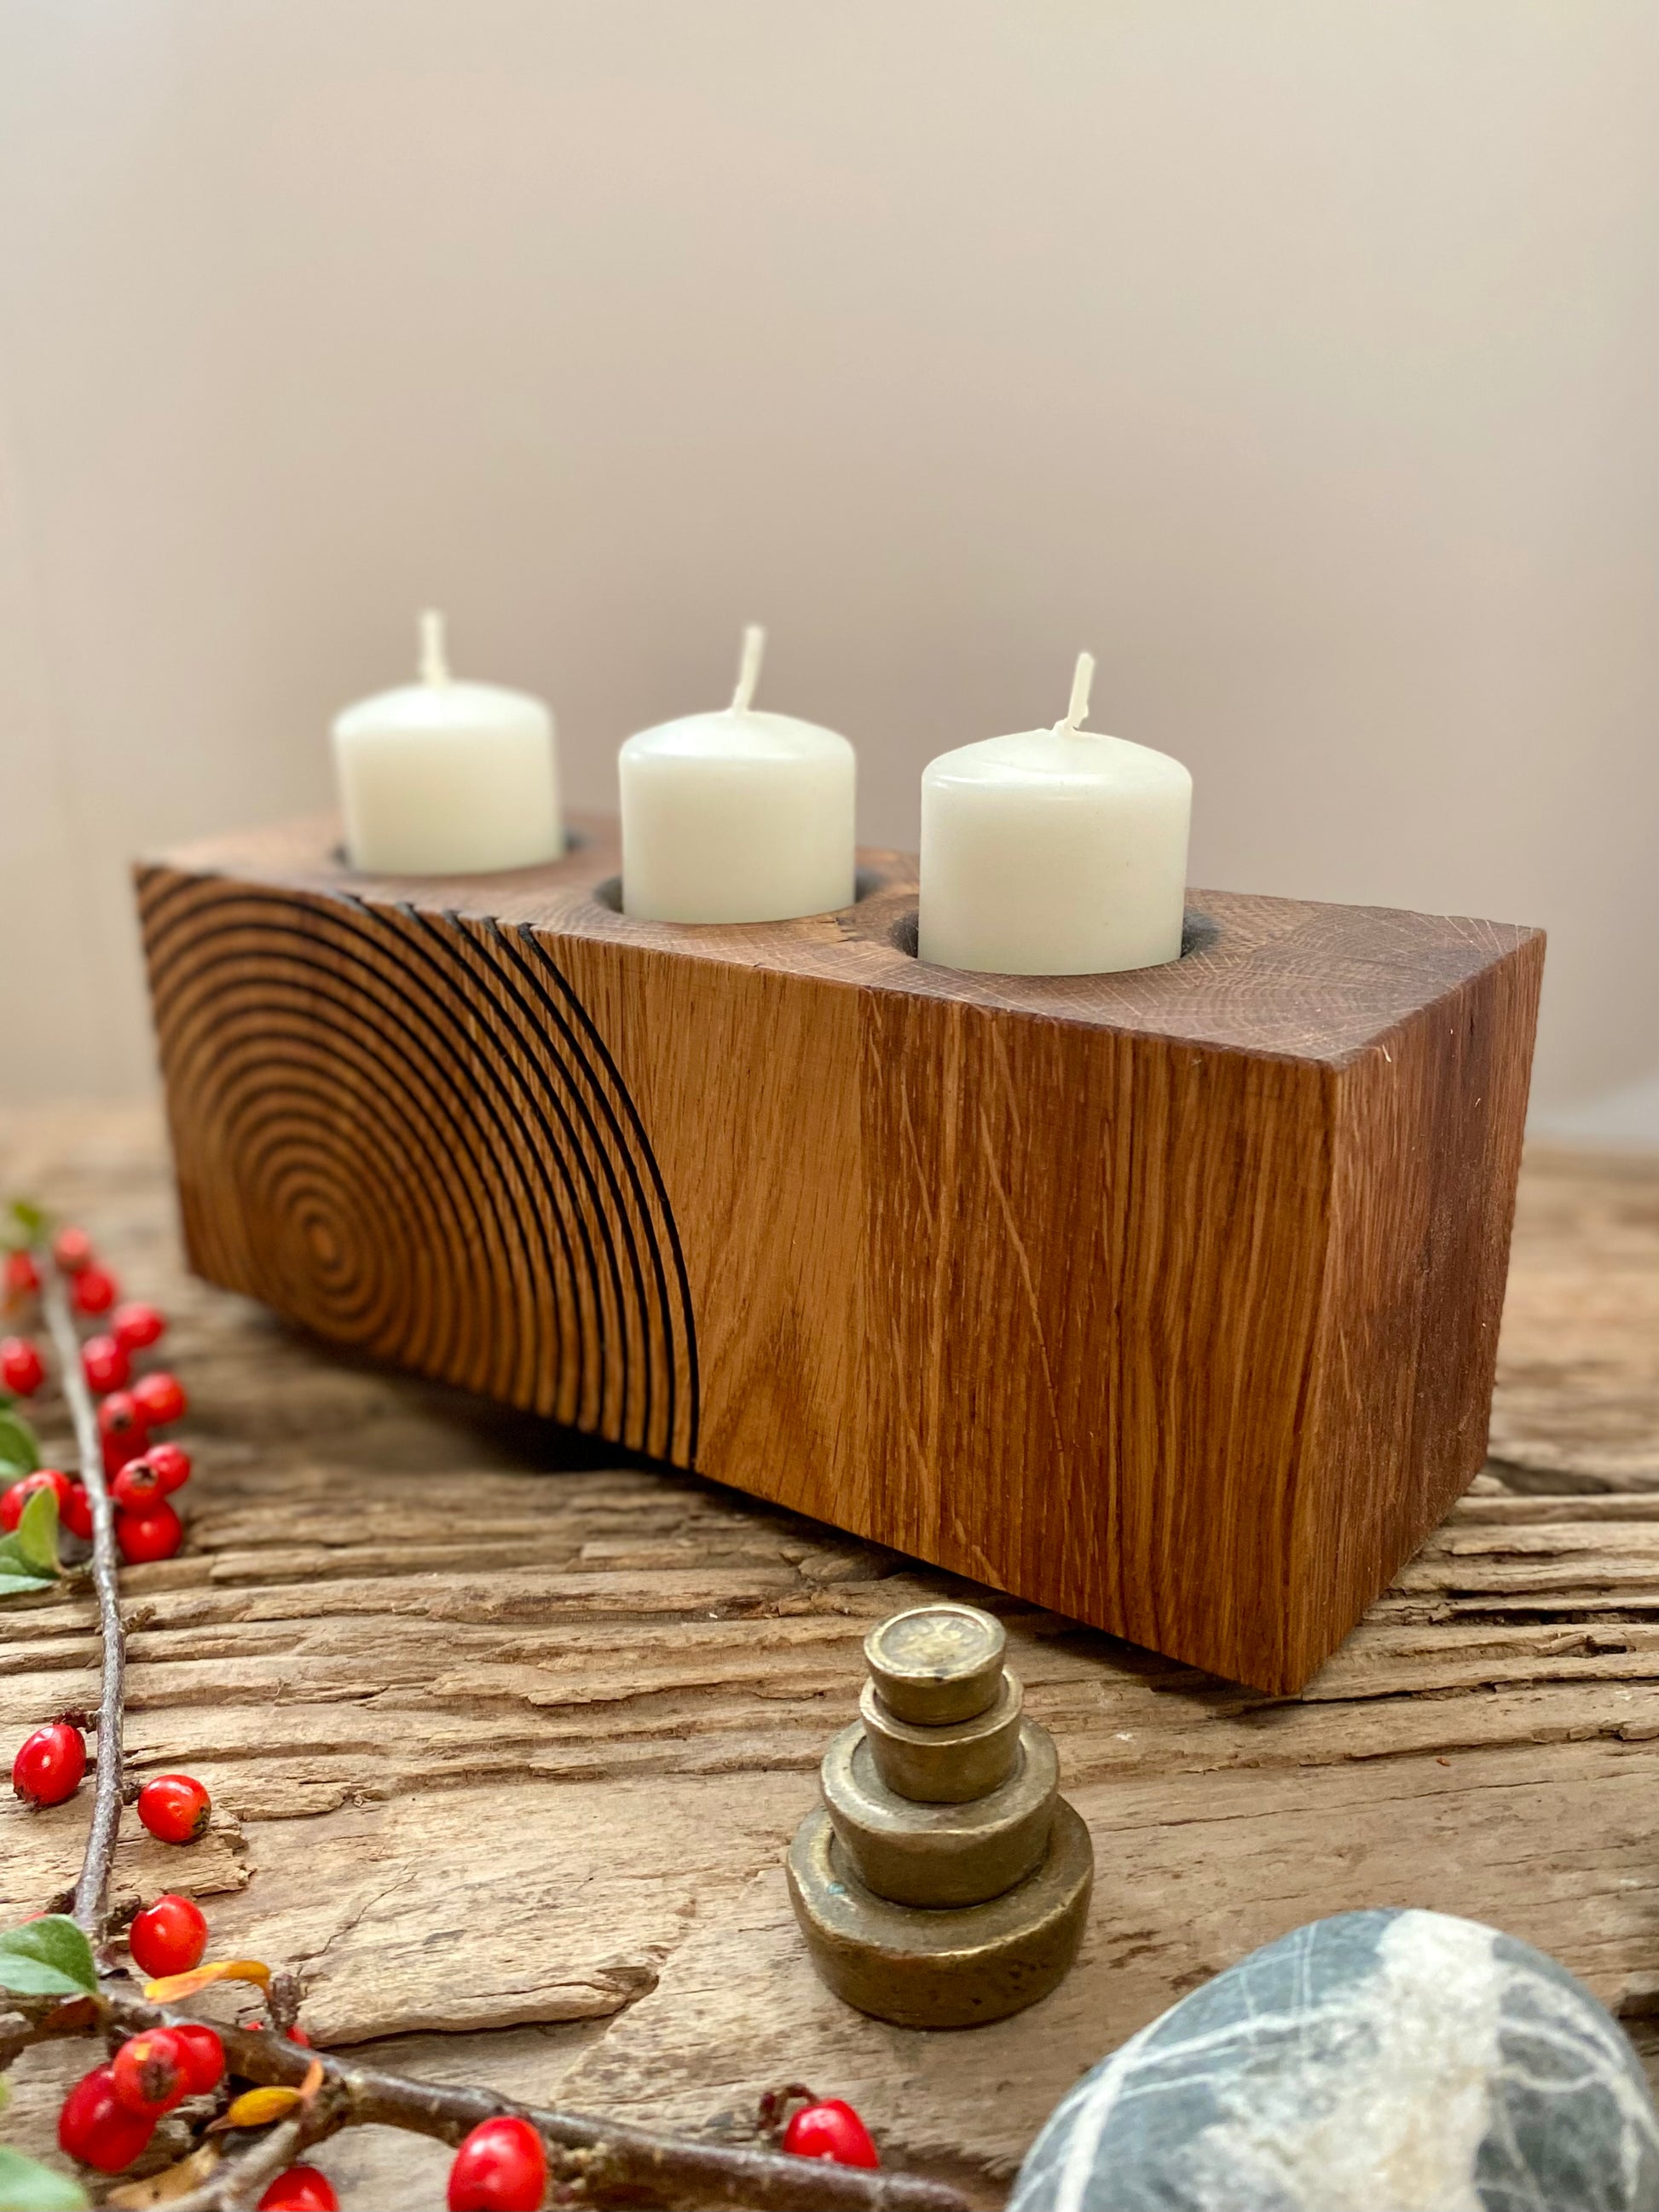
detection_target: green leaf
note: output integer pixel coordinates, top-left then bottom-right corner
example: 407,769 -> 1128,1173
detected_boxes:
0,1412 -> 38,1476
0,1573 -> 56,1600
0,2145 -> 90,2210
0,1529 -> 55,1593
13,1487 -> 58,1577
7,1200 -> 47,1244
0,1917 -> 97,1999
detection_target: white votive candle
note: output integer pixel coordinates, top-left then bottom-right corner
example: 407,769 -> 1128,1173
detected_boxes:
918,654 -> 1192,975
620,627 -> 856,924
332,612 -> 563,875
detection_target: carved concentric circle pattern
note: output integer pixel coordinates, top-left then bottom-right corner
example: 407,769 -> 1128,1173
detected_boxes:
138,870 -> 698,1465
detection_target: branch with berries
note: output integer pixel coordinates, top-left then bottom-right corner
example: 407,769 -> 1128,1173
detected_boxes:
0,1205 -> 972,2212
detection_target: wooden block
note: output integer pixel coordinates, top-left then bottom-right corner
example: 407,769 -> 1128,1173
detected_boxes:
134,814 -> 1543,1693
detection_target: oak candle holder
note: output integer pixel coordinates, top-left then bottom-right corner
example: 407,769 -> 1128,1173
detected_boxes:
136,813 -> 1543,1694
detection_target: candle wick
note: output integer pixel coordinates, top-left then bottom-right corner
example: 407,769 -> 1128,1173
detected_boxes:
730,623 -> 766,716
1058,650 -> 1095,736
419,609 -> 451,688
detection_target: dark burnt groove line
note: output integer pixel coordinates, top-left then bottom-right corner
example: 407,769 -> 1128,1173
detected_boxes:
488,921 -> 687,1464
416,910 -> 642,1449
507,924 -> 701,1465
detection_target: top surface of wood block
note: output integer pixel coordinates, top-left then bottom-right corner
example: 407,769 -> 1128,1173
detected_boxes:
152,812 -> 1541,1066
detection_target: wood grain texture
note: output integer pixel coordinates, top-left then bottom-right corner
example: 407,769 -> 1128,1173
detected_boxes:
0,1112 -> 1654,2209
134,815 -> 1543,1691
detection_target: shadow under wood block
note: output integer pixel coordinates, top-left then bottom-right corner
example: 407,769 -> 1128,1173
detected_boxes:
134,812 -> 1542,1694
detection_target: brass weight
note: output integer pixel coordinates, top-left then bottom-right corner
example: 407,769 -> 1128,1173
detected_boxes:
858,1672 -> 1024,1802
820,1719 -> 1058,1907
864,1602 -> 1009,1723
786,1602 -> 1093,2028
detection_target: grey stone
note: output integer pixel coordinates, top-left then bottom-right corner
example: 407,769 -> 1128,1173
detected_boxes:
1010,1908 -> 1659,2212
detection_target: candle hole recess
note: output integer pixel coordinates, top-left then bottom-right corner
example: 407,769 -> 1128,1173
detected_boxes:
330,822 -> 589,875
592,864 -> 889,920
892,905 -> 1219,965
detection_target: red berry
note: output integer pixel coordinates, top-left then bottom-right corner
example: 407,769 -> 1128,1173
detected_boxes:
782,2099 -> 880,2169
117,1501 -> 183,1563
257,2168 -> 338,2212
111,2026 -> 190,2117
0,1335 -> 44,1395
100,1393 -> 150,1476
105,1432 -> 151,1479
5,1250 -> 40,1299
62,1481 -> 95,1540
83,1333 -> 131,1392
132,1371 -> 187,1426
128,1891 -> 207,1978
99,1390 -> 145,1441
53,1227 -> 95,1273
137,1772 -> 211,1845
170,2020 -> 226,2094
113,1301 -> 167,1351
71,1264 -> 118,1315
447,2117 -> 547,2212
12,1718 -> 87,1806
145,1440 -> 192,1493
113,1457 -> 167,1512
58,2063 -> 156,2172
1,1467 -> 72,1529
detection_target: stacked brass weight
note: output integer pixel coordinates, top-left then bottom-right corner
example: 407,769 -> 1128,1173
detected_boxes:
786,1602 -> 1094,2029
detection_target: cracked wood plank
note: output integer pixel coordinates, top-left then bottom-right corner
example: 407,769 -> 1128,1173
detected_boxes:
0,1107 -> 1656,2209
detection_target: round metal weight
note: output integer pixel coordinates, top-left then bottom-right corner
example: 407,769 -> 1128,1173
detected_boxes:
860,1671 -> 1023,1803
820,1719 -> 1058,1908
863,1602 -> 1008,1725
785,1799 -> 1094,2030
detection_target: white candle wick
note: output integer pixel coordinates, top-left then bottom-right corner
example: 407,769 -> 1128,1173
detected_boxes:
1060,650 -> 1095,735
730,623 -> 766,716
419,609 -> 451,689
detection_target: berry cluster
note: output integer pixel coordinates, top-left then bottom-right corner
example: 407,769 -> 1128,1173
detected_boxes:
59,2020 -> 227,2169
4,1218 -> 888,2210
61,2059 -> 340,2211
2,1223 -> 192,1563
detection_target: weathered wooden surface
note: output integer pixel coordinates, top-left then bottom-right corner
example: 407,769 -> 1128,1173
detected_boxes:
137,815 -> 1543,1690
1,1112 -> 1656,2209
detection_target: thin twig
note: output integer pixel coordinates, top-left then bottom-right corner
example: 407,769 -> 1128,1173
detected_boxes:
156,2111 -> 311,2212
42,1258 -> 126,1949
16,1996 -> 973,2209
93,1995 -> 973,2212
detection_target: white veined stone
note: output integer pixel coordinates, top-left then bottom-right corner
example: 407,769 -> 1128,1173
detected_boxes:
1011,1909 -> 1659,2212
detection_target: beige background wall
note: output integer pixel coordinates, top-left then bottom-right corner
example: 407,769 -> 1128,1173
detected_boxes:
1,0 -> 1655,1123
